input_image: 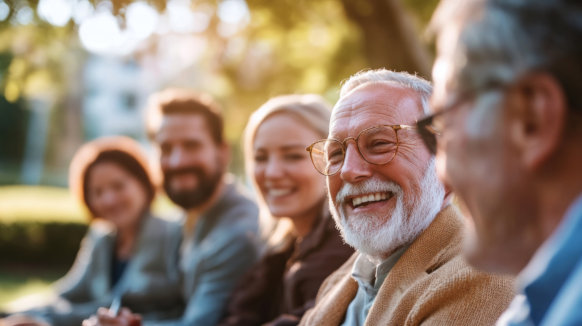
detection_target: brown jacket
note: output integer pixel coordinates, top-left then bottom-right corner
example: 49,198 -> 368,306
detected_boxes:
299,205 -> 515,326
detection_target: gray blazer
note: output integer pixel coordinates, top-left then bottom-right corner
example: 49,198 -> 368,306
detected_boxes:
145,181 -> 260,326
24,214 -> 183,326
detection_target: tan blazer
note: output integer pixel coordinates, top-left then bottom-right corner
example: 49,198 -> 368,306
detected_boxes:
300,205 -> 515,326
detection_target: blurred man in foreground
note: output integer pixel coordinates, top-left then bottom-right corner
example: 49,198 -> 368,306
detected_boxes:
300,69 -> 514,325
425,0 -> 582,324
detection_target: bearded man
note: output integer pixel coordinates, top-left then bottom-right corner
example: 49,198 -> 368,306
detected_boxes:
300,69 -> 514,326
87,89 -> 260,326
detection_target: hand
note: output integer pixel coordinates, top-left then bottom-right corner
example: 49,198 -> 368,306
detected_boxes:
82,307 -> 141,326
0,314 -> 50,326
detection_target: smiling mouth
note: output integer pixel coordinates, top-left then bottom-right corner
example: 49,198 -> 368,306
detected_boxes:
269,188 -> 293,197
349,192 -> 394,209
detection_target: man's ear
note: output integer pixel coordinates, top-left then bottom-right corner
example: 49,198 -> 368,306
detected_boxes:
510,73 -> 567,170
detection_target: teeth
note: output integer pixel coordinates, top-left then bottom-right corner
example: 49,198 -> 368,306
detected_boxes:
351,192 -> 390,207
270,189 -> 292,197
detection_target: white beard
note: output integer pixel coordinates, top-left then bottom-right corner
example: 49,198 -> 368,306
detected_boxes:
329,159 -> 445,261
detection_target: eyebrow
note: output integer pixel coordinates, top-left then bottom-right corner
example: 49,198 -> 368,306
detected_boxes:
255,144 -> 309,151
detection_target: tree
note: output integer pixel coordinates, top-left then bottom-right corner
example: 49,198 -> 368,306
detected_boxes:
0,0 -> 438,184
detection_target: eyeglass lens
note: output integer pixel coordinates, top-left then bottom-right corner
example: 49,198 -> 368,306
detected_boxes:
309,126 -> 398,175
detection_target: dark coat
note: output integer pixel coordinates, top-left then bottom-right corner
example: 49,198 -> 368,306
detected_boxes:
218,209 -> 354,326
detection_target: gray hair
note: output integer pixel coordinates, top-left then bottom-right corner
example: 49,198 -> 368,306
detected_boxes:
430,0 -> 582,113
339,69 -> 433,115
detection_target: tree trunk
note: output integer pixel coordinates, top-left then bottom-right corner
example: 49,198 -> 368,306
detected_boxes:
340,0 -> 432,79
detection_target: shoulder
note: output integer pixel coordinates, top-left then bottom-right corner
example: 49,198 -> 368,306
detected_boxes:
210,185 -> 259,237
146,214 -> 182,232
372,205 -> 515,325
423,255 -> 515,299
138,214 -> 182,242
394,254 -> 515,325
85,219 -> 116,243
218,183 -> 259,223
543,257 -> 582,325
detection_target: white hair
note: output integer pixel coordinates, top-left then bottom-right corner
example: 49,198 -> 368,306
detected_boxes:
329,159 -> 445,261
339,69 -> 433,115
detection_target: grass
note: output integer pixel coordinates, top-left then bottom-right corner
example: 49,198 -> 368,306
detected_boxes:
0,266 -> 64,312
0,186 -> 82,310
0,186 -> 85,223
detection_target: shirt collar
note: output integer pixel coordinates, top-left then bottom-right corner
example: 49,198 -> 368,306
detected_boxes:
351,245 -> 410,294
516,192 -> 582,324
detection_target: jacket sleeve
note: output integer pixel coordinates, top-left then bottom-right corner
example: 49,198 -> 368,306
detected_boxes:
20,223 -> 114,326
144,230 -> 259,326
54,223 -> 113,302
405,257 -> 515,326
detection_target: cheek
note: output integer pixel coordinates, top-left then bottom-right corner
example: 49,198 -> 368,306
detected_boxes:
253,165 -> 267,193
326,175 -> 341,204
124,184 -> 148,209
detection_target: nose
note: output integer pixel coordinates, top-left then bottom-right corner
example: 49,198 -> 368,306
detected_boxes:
264,157 -> 284,179
100,189 -> 118,208
339,142 -> 371,183
165,147 -> 187,170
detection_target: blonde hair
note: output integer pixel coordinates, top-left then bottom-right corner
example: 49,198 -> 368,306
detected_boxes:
243,94 -> 332,250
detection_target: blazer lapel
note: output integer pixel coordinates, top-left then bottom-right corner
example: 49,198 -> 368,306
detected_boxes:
365,205 -> 464,325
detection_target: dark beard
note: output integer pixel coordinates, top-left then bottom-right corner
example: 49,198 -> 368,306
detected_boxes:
163,166 -> 223,210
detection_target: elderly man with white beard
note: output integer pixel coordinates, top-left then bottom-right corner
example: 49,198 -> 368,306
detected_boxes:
299,69 -> 515,326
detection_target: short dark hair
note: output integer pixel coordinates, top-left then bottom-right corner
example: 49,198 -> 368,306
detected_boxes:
146,89 -> 225,144
69,136 -> 156,219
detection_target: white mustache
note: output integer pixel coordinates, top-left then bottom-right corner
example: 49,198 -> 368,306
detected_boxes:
335,178 -> 402,204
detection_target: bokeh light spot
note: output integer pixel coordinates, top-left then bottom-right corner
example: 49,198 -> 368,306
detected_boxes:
0,1 -> 9,21
217,0 -> 249,25
14,6 -> 34,25
38,0 -> 73,26
126,2 -> 158,39
78,10 -> 122,54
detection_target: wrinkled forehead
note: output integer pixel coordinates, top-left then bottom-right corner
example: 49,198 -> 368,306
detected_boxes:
330,84 -> 423,137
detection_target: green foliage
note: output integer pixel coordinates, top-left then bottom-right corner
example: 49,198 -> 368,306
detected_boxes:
0,96 -> 29,183
0,221 -> 87,267
0,269 -> 61,311
0,0 -> 436,186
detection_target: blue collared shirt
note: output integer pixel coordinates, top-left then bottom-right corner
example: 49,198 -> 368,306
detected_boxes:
497,193 -> 582,326
341,246 -> 409,326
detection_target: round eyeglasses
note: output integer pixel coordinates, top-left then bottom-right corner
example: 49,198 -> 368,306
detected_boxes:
305,124 -> 415,176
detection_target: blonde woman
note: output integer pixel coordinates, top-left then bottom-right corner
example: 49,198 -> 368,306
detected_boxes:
219,95 -> 353,326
